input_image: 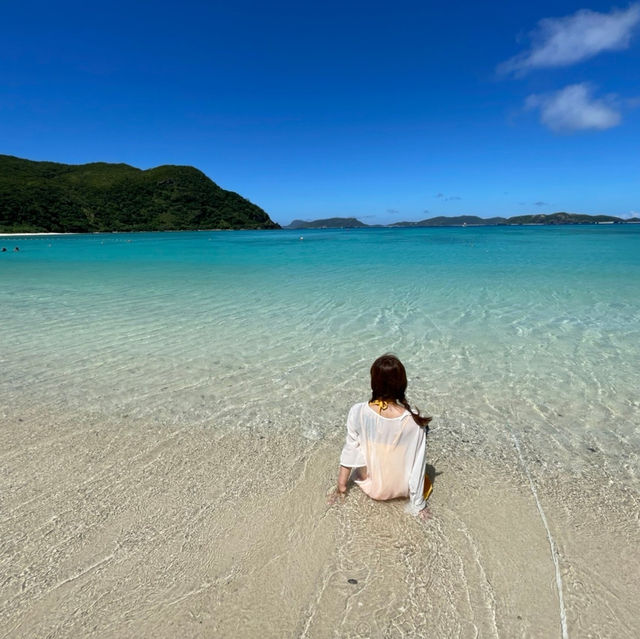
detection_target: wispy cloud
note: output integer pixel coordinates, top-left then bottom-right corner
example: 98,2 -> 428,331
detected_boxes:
533,201 -> 548,206
526,83 -> 621,132
386,208 -> 399,215
498,4 -> 640,75
434,193 -> 461,201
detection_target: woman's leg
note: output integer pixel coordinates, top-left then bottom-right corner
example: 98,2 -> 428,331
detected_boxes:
354,466 -> 368,481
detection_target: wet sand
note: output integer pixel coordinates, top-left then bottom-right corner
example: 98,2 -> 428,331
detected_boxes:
1,404 -> 639,638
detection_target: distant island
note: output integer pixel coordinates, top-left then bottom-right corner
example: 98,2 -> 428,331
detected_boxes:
0,155 -> 279,233
286,217 -> 368,229
286,213 -> 639,229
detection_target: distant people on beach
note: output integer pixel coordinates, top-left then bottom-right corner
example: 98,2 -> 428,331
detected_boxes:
329,354 -> 432,520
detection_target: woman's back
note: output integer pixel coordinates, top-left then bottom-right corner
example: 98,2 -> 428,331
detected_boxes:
332,354 -> 431,517
341,402 -> 427,505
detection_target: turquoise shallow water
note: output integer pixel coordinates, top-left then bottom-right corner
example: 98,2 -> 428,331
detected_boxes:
2,226 -> 639,481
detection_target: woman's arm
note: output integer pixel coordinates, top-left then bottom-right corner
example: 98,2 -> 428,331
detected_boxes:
329,405 -> 366,505
327,465 -> 352,505
337,465 -> 351,494
408,429 -> 428,516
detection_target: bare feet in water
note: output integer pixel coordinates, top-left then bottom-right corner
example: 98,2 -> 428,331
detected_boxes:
418,506 -> 433,521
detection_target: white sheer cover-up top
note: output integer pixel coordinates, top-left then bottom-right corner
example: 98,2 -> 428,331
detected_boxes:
339,402 -> 427,515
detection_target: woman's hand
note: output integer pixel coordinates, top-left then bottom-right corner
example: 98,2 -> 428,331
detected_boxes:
327,486 -> 347,506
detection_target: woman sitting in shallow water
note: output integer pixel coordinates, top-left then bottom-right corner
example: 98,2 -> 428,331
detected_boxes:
330,354 -> 432,520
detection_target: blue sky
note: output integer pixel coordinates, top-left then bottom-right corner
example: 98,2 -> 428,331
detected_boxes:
1,1 -> 639,225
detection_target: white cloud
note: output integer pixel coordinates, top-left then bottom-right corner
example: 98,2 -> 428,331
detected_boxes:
526,83 -> 621,132
499,4 -> 640,75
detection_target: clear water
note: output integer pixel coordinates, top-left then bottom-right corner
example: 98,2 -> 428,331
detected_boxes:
2,226 -> 639,482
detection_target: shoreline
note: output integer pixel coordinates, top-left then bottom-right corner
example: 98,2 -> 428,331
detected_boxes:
0,229 -> 268,236
2,222 -> 640,238
1,404 -> 638,638
0,232 -> 80,237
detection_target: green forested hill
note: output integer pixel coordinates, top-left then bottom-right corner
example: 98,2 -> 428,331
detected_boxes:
505,212 -> 621,225
0,155 -> 279,232
391,215 -> 507,226
286,212 -> 628,230
285,217 -> 368,229
392,212 -> 623,226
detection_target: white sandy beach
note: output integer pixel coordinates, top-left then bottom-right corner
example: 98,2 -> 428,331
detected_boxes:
1,401 -> 638,638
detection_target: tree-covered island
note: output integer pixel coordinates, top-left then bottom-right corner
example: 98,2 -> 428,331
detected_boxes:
286,213 -> 638,228
0,155 -> 280,232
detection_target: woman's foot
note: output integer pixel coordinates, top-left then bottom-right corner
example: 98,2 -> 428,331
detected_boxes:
417,506 -> 433,521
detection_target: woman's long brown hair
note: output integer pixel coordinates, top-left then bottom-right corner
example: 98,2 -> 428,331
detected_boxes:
370,354 -> 431,430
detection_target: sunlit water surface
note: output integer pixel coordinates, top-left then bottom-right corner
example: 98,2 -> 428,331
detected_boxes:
2,226 -> 639,482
